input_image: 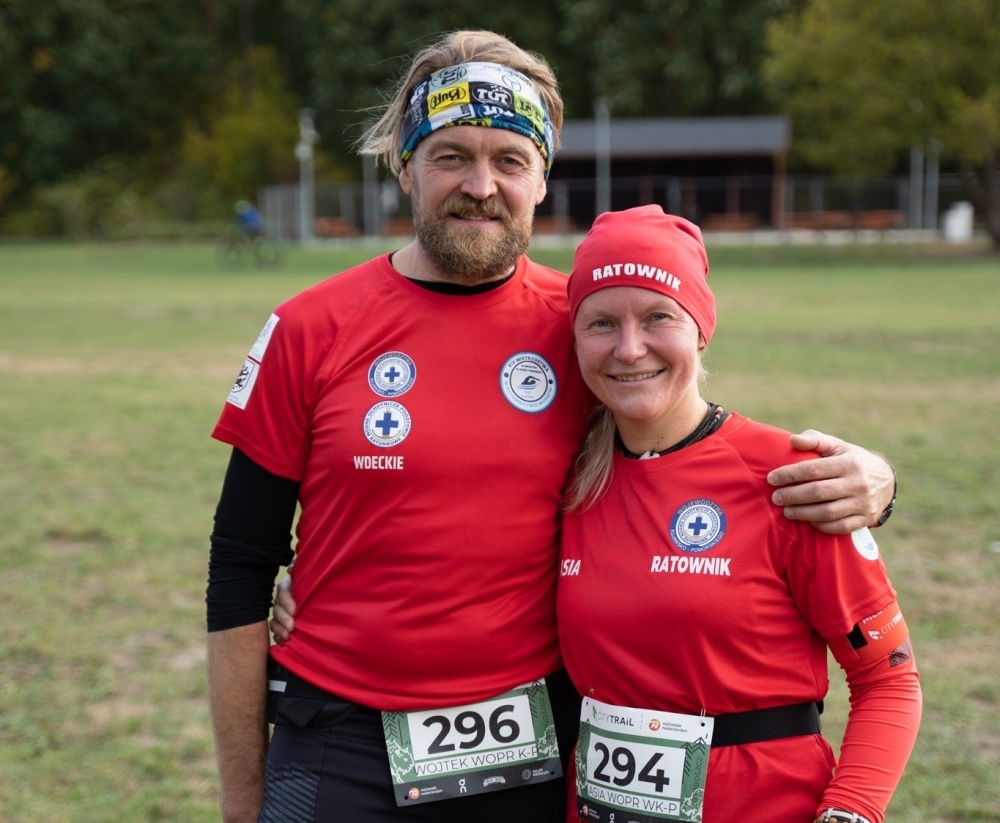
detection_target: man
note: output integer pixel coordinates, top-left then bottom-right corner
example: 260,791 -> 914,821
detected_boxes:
234,200 -> 265,238
207,30 -> 896,823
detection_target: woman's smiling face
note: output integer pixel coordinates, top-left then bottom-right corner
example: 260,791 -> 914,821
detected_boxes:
573,286 -> 706,446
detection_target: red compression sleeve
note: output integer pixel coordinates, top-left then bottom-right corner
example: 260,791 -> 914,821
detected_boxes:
820,601 -> 922,822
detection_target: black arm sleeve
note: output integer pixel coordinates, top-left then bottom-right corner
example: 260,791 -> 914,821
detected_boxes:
206,448 -> 300,632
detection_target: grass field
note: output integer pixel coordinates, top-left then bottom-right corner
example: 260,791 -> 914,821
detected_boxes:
1,239 -> 998,822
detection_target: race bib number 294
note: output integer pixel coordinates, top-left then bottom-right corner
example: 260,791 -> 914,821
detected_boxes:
576,697 -> 712,823
382,680 -> 562,806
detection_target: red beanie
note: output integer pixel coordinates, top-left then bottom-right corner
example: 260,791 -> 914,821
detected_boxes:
568,205 -> 716,343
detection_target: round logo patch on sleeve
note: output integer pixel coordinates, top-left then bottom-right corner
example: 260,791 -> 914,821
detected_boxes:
499,352 -> 557,413
364,401 -> 411,448
851,527 -> 880,560
368,352 -> 416,397
669,499 -> 727,553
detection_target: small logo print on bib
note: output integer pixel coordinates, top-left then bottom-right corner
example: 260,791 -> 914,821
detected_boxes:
364,401 -> 411,448
369,352 -> 416,397
499,352 -> 557,413
669,499 -> 727,553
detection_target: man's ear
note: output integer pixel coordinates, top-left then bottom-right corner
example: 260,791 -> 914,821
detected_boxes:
399,164 -> 413,195
534,176 -> 547,206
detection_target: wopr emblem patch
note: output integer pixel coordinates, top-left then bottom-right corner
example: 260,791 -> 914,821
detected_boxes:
669,499 -> 727,553
368,352 -> 416,397
499,352 -> 557,413
364,401 -> 411,448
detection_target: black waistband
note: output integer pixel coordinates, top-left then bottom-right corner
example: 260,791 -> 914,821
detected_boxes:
266,662 -> 359,728
268,662 -> 337,700
266,662 -> 579,731
711,701 -> 823,747
268,662 -> 822,745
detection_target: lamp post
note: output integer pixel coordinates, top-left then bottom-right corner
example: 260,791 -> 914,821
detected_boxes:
296,108 -> 319,244
594,98 -> 611,219
924,139 -> 941,232
909,146 -> 924,230
363,155 -> 380,237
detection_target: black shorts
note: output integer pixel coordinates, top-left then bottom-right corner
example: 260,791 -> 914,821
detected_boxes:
260,665 -> 581,823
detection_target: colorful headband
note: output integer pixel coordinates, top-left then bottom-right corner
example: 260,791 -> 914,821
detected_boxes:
399,62 -> 555,176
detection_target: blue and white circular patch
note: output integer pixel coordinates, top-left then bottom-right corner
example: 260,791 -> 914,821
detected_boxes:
669,499 -> 727,553
363,401 -> 411,448
851,527 -> 879,561
499,352 -> 557,413
368,352 -> 416,397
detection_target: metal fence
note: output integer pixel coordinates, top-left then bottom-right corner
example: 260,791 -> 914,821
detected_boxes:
260,173 -> 975,242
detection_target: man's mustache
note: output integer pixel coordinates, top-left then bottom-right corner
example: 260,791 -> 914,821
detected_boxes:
437,195 -> 511,221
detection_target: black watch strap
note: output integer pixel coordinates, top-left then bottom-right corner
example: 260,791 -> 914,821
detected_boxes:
874,478 -> 897,528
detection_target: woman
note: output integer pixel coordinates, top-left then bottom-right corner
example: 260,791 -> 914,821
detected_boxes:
558,205 -> 921,823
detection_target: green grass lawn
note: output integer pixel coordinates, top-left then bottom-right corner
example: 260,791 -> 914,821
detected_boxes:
1,240 -> 998,822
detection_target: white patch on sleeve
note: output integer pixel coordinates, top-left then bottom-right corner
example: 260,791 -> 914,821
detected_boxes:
226,359 -> 261,409
851,527 -> 880,560
249,313 -> 280,362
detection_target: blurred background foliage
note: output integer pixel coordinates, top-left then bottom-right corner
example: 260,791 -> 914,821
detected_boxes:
765,0 -> 1000,243
1,0 -> 998,241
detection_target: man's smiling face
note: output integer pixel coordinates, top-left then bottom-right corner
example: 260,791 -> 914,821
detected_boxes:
399,125 -> 548,285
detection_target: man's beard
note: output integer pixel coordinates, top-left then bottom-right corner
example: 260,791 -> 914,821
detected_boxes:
411,189 -> 534,285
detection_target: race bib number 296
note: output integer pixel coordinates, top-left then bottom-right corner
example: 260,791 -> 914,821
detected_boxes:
382,680 -> 562,806
576,697 -> 712,823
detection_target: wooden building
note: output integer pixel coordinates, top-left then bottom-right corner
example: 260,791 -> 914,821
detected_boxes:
539,115 -> 791,232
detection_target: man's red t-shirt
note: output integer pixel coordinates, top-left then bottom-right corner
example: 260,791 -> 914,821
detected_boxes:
213,254 -> 591,710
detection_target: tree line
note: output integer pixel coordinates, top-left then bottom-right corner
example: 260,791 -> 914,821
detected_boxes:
1,0 -> 997,244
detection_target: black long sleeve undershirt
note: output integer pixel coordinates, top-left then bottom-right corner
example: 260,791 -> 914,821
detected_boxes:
206,448 -> 299,632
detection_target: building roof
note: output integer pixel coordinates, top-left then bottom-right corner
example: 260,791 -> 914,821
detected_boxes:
556,116 -> 791,160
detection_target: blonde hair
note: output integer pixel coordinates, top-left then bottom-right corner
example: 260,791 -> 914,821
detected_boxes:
564,404 -> 617,512
565,354 -> 710,513
357,30 -> 563,176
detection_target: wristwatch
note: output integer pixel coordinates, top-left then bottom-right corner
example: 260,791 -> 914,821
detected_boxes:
815,809 -> 873,823
874,478 -> 897,528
